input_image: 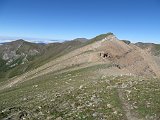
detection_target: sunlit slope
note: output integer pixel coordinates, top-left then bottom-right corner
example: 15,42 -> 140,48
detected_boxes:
0,65 -> 160,119
1,34 -> 160,90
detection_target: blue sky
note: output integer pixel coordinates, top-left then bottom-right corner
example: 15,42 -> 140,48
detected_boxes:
0,0 -> 160,43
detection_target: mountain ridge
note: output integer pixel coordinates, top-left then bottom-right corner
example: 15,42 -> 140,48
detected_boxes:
1,33 -> 160,120
1,33 -> 160,81
1,33 -> 160,90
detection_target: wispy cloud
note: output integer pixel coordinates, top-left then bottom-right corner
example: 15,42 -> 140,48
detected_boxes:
0,36 -> 63,43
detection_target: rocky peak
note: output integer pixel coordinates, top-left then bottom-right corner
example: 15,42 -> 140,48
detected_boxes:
87,32 -> 115,44
101,34 -> 117,42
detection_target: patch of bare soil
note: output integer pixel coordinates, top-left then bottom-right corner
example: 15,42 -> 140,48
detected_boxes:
117,89 -> 141,120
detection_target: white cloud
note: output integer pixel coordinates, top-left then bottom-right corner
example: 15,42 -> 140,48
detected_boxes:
0,36 -> 63,43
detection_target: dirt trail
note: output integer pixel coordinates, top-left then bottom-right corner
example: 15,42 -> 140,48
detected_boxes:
117,89 -> 140,120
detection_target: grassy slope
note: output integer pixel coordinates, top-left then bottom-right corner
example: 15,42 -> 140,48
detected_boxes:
0,64 -> 124,120
0,40 -> 85,82
135,42 -> 160,56
84,32 -> 114,46
0,64 -> 160,119
25,40 -> 86,71
0,41 -> 45,81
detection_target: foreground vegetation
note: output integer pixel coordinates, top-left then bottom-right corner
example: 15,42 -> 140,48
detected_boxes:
0,65 -> 160,120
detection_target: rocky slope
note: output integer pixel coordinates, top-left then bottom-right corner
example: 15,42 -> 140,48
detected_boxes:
135,42 -> 160,56
1,33 -> 160,89
0,40 -> 45,80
